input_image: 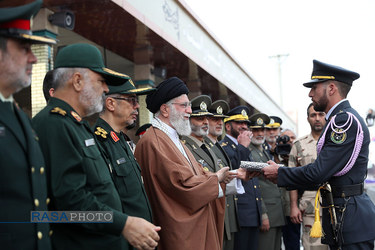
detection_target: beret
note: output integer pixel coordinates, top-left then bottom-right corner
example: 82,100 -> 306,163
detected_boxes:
146,77 -> 189,113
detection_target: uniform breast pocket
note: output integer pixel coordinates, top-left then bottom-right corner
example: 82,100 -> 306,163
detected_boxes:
82,145 -> 112,183
112,159 -> 141,195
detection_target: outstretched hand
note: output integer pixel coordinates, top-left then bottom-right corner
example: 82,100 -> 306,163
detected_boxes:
262,160 -> 280,184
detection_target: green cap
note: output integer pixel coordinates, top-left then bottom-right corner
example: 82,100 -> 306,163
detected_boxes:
0,0 -> 56,44
209,100 -> 229,118
54,43 -> 130,86
107,79 -> 156,95
190,95 -> 213,117
249,113 -> 270,129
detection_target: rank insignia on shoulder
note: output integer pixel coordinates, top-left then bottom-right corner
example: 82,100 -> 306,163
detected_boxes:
220,142 -> 228,147
50,107 -> 66,116
209,142 -> 214,147
71,111 -> 82,122
330,128 -> 347,144
95,127 -> 108,139
110,131 -> 119,142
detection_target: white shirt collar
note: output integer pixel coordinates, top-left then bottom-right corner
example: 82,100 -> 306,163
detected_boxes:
226,134 -> 238,145
326,99 -> 346,120
0,92 -> 14,103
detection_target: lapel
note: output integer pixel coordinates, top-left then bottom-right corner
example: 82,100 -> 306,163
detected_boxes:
183,136 -> 216,172
0,101 -> 27,151
215,142 -> 232,169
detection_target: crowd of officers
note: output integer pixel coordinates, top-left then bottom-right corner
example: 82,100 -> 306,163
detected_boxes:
2,1 -> 375,250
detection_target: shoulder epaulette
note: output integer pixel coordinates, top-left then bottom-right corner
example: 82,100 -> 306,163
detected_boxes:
94,126 -> 108,139
50,107 -> 66,116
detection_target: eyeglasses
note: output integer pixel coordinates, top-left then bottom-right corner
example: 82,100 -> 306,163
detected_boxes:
112,97 -> 139,106
171,102 -> 191,109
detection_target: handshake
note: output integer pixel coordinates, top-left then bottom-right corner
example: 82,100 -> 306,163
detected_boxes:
239,160 -> 282,183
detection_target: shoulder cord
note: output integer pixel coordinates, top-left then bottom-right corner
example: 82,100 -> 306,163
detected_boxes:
316,112 -> 364,176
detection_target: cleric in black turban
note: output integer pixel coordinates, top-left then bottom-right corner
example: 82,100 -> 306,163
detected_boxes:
146,77 -> 190,113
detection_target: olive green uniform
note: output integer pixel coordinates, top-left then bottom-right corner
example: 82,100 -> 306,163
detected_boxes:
0,99 -> 51,250
94,117 -> 153,250
204,136 -> 240,250
249,143 -> 285,250
33,98 -> 127,250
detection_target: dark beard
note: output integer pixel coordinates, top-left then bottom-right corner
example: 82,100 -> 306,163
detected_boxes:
313,93 -> 328,112
230,124 -> 239,138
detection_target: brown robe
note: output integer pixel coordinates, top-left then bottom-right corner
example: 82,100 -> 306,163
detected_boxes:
134,127 -> 225,250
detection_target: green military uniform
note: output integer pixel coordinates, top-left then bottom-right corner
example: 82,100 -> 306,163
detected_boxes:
33,98 -> 127,250
248,113 -> 285,250
0,99 -> 51,250
204,136 -> 240,249
0,0 -> 56,249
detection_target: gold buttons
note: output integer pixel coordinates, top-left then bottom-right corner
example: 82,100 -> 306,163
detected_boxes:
37,231 -> 43,240
234,197 -> 238,201
40,167 -> 45,174
254,185 -> 257,189
31,167 -> 35,173
49,230 -> 53,236
46,198 -> 50,205
227,204 -> 230,207
34,199 -> 39,207
256,198 -> 259,201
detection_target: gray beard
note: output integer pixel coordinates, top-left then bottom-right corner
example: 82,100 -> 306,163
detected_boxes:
170,105 -> 191,136
191,123 -> 208,137
251,137 -> 265,146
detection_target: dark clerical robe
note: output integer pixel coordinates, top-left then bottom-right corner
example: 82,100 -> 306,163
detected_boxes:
134,126 -> 225,250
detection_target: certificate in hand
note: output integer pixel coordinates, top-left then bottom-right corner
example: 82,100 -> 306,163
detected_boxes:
240,161 -> 284,172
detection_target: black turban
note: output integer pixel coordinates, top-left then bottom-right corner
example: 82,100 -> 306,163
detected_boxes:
146,77 -> 189,113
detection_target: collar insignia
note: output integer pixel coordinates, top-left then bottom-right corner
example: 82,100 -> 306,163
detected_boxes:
111,131 -> 119,142
71,111 -> 82,122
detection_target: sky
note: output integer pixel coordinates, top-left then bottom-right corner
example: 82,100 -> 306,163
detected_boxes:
184,0 -> 375,136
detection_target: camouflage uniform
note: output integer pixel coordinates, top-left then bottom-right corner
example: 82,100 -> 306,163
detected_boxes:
288,134 -> 328,250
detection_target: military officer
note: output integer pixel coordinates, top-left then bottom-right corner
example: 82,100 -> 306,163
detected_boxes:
263,60 -> 375,249
264,115 -> 283,156
205,100 -> 239,250
0,1 -> 56,249
33,43 -> 159,250
220,106 -> 263,250
248,113 -> 286,250
95,80 -> 160,250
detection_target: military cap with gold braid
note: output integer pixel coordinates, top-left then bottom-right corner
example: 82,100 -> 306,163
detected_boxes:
107,78 -> 156,96
303,59 -> 360,88
0,0 -> 56,44
248,113 -> 270,129
54,43 -> 130,86
209,100 -> 229,118
190,95 -> 213,117
265,115 -> 282,129
224,105 -> 250,124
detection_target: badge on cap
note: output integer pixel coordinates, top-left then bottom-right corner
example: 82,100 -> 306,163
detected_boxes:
241,109 -> 247,117
257,118 -> 264,125
270,118 -> 275,124
217,106 -> 223,115
200,101 -> 207,111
